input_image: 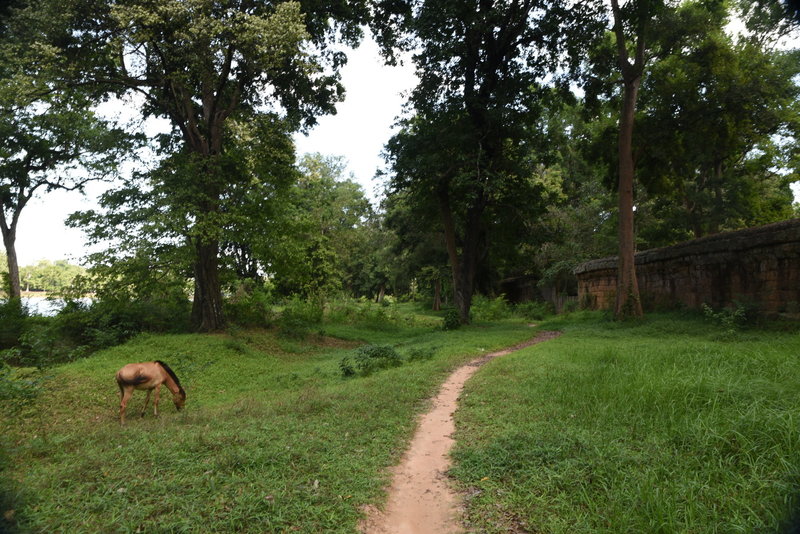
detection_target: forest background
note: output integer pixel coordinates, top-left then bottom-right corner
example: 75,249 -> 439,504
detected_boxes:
0,0 -> 799,350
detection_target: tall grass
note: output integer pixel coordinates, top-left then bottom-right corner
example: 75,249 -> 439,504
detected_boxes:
451,312 -> 800,533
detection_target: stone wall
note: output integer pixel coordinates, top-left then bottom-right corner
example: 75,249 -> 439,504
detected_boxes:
574,218 -> 800,313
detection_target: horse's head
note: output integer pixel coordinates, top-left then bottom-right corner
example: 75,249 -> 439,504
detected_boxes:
173,388 -> 187,411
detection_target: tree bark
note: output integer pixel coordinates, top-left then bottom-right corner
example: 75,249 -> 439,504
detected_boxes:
438,186 -> 474,324
0,216 -> 21,299
614,77 -> 644,318
611,0 -> 645,319
191,239 -> 224,332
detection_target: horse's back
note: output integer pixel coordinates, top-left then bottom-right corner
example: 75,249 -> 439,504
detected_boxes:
116,362 -> 160,388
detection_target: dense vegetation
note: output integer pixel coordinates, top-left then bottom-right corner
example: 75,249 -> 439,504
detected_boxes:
0,0 -> 797,330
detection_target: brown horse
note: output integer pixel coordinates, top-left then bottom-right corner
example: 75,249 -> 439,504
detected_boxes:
115,360 -> 186,424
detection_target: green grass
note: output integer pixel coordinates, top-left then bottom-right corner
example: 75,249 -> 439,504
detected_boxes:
451,311 -> 800,533
1,309 -> 536,533
5,308 -> 800,533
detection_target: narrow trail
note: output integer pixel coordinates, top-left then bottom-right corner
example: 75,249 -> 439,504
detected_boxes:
360,330 -> 562,534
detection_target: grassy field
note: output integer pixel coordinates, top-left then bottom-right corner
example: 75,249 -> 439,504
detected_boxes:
3,306 -> 800,533
452,312 -> 800,533
1,305 -> 536,533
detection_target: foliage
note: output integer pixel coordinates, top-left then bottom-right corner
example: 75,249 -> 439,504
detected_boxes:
470,295 -> 512,322
224,283 -> 276,329
634,17 -> 800,241
269,154 -> 373,298
56,0 -> 370,330
442,309 -> 461,331
18,260 -> 85,294
277,297 -> 324,340
514,301 -> 555,321
325,297 -> 406,331
350,344 -> 403,375
1,296 -> 193,366
378,0 -> 604,324
339,342 -> 437,378
0,297 -> 26,350
702,300 -> 761,335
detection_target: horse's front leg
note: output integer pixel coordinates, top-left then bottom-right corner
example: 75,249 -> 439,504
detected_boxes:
141,389 -> 151,418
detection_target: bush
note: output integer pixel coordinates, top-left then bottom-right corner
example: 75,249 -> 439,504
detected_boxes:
340,344 -> 403,377
326,297 -> 402,331
471,294 -> 511,322
225,286 -> 275,328
514,301 -> 554,321
278,298 -> 324,339
442,309 -> 461,330
702,300 -> 760,333
0,299 -> 27,350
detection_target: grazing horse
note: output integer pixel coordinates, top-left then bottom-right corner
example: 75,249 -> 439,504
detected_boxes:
115,360 -> 186,424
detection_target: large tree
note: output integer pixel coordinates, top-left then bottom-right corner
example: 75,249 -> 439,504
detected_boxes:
60,0 -> 368,331
635,24 -> 799,240
0,0 -> 127,300
378,0 -> 602,323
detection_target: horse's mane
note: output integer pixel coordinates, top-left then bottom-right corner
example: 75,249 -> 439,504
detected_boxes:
155,360 -> 185,395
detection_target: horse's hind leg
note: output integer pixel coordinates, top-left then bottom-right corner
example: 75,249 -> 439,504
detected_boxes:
141,390 -> 151,418
153,385 -> 161,417
119,387 -> 133,425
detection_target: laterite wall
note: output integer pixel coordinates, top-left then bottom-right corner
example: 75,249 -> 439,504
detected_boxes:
574,218 -> 800,313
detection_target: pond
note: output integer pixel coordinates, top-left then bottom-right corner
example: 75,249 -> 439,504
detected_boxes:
12,297 -> 94,317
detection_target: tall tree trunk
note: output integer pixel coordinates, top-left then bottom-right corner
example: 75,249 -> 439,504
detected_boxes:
438,187 -> 471,324
1,220 -> 21,299
432,277 -> 442,311
188,150 -> 226,332
611,0 -> 645,319
615,77 -> 644,318
192,239 -> 224,332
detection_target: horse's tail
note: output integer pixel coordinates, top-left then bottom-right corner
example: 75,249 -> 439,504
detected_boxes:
116,372 -> 149,387
155,360 -> 185,397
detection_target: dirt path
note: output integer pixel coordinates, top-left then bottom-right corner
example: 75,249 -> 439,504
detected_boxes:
360,330 -> 562,534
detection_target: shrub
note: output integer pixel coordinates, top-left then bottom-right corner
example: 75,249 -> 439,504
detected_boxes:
341,344 -> 402,376
561,299 -> 579,314
442,309 -> 461,330
0,299 -> 27,350
471,294 -> 511,322
225,286 -> 275,328
278,297 -> 324,339
514,301 -> 554,321
339,356 -> 355,377
702,300 -> 760,333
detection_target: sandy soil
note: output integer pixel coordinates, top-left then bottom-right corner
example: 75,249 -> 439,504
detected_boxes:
360,330 -> 562,534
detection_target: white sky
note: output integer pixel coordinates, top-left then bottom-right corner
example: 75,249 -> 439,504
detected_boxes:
14,35 -> 417,266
